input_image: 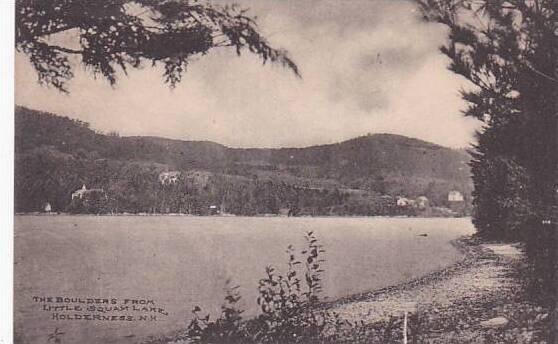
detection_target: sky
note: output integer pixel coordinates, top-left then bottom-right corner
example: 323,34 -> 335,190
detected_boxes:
14,0 -> 480,149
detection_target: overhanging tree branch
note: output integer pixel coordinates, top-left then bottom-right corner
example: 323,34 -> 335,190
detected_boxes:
16,0 -> 300,92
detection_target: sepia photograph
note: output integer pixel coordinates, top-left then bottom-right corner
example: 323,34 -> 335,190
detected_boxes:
7,0 -> 557,343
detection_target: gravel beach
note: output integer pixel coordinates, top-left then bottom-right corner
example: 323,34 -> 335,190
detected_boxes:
328,237 -> 552,343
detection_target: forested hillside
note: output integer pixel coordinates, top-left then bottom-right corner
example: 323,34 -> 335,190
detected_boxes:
15,106 -> 472,215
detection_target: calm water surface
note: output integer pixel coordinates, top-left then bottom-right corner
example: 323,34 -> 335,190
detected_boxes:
14,216 -> 474,344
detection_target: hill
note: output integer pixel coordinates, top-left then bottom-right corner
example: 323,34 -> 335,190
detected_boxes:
14,106 -> 472,215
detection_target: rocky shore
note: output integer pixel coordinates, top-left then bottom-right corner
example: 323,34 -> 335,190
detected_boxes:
328,236 -> 552,343
146,236 -> 552,344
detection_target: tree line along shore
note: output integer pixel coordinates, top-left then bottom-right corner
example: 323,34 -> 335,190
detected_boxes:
15,107 -> 472,217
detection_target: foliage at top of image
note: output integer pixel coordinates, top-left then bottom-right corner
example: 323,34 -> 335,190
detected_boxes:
16,0 -> 300,92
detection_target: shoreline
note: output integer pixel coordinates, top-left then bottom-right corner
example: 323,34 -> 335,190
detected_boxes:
144,236 -> 480,344
141,234 -> 552,343
14,212 -> 468,219
327,236 -> 551,342
322,235 -> 481,310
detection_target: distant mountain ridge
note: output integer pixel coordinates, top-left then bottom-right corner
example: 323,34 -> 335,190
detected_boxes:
14,106 -> 473,214
15,106 -> 471,178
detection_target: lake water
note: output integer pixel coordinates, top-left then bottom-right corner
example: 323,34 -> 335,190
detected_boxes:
14,216 -> 474,344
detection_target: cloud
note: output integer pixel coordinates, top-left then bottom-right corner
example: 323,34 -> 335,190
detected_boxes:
15,0 -> 480,148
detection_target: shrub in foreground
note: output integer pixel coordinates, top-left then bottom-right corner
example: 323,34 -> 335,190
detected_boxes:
166,232 -> 404,344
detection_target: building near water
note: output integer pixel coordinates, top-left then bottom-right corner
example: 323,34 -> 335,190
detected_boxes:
448,190 -> 464,202
396,197 -> 410,206
71,185 -> 106,200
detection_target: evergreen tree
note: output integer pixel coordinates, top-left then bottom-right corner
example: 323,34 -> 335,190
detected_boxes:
16,0 -> 299,92
417,0 -> 557,317
416,0 -> 556,227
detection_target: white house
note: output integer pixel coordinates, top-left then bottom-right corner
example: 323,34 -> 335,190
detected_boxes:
72,185 -> 88,199
71,185 -> 106,200
448,190 -> 464,202
397,197 -> 410,206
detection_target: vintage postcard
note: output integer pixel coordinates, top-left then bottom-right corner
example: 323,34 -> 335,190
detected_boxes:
12,0 -> 557,343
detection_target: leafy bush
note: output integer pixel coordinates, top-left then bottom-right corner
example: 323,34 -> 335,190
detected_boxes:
160,232 -> 406,344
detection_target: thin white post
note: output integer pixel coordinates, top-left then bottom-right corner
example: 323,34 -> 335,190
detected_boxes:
403,310 -> 408,344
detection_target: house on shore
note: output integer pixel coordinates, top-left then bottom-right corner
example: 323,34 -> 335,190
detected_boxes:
448,190 -> 464,202
71,185 -> 106,200
72,185 -> 87,199
69,185 -> 108,213
396,197 -> 410,207
448,190 -> 466,215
